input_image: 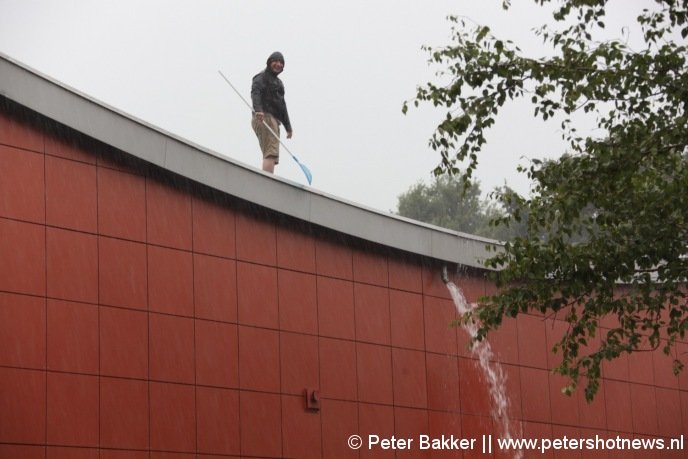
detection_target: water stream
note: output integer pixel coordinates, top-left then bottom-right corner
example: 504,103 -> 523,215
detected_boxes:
444,274 -> 523,459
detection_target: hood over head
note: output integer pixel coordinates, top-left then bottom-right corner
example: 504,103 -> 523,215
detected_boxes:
266,51 -> 285,72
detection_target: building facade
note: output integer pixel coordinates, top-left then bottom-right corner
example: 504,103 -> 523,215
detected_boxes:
0,54 -> 685,458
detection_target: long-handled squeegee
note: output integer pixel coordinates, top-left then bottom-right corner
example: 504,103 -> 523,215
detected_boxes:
218,70 -> 313,185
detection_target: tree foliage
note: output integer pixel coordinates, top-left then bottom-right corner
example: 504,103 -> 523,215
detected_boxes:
407,0 -> 688,400
396,177 -> 526,240
397,176 -> 486,234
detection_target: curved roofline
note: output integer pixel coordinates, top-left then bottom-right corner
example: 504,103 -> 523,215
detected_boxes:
0,52 -> 502,269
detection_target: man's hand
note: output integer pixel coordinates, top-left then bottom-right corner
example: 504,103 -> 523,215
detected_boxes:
287,130 -> 293,139
255,112 -> 265,122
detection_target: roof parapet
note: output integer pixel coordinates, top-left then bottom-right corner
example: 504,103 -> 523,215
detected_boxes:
0,52 -> 502,269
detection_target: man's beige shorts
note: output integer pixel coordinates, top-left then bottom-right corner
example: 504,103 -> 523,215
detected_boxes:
252,113 -> 280,164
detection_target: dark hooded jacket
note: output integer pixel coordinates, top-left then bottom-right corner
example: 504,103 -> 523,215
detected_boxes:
251,52 -> 292,132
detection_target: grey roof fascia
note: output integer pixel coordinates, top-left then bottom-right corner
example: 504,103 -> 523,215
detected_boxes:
0,52 -> 502,269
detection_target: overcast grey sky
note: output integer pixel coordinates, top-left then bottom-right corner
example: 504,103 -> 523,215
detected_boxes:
0,0 -> 643,212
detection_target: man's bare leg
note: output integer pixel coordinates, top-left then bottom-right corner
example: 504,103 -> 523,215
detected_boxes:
262,157 -> 276,173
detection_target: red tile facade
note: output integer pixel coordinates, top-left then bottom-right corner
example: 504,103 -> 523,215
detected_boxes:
1,103 -> 686,459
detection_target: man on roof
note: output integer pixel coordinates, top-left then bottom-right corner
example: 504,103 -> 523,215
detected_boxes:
250,51 -> 293,173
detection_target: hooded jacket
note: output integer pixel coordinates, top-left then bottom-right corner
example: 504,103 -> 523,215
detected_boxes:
251,52 -> 292,132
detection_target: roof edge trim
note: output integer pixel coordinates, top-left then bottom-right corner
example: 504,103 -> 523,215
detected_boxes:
0,52 -> 503,269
